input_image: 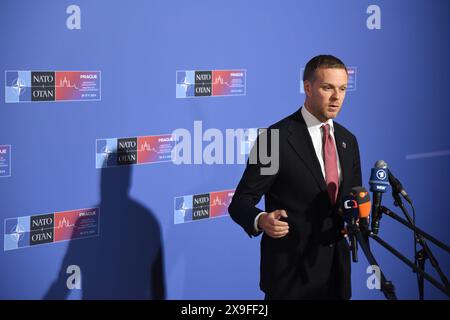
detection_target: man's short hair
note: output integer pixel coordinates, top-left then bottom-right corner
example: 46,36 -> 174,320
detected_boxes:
303,55 -> 347,82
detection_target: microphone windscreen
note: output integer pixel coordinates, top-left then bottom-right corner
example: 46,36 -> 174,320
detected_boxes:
375,160 -> 388,169
351,186 -> 371,219
358,201 -> 371,219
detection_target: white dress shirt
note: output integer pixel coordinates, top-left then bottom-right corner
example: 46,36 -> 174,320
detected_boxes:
254,106 -> 342,232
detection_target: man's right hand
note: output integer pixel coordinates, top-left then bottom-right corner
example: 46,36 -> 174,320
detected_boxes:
258,210 -> 289,238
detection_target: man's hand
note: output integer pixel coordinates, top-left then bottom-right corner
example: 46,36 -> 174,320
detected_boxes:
258,209 -> 289,238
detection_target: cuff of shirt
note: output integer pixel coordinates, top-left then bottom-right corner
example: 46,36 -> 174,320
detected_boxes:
254,212 -> 267,233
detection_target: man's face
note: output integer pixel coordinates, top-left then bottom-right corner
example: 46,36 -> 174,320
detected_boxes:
304,67 -> 348,122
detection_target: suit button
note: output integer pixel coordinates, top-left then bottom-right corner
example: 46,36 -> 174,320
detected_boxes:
329,244 -> 334,248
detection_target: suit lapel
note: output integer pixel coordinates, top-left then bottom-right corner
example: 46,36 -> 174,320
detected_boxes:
287,109 -> 327,191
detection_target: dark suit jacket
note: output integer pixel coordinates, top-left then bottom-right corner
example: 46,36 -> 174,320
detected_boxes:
228,107 -> 362,299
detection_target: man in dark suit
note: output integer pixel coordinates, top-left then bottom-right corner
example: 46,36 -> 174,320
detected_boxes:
228,55 -> 362,300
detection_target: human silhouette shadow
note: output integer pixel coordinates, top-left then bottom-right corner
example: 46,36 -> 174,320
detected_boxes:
44,161 -> 165,299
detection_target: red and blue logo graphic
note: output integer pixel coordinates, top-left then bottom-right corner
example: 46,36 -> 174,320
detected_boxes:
176,70 -> 246,98
4,208 -> 99,251
174,189 -> 234,224
5,71 -> 101,103
96,134 -> 175,168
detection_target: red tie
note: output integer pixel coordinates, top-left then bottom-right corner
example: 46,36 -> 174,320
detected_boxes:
322,124 -> 339,205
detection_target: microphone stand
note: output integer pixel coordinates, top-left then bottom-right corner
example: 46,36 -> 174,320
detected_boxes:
380,204 -> 450,299
380,206 -> 450,253
346,224 -> 398,300
368,232 -> 450,298
393,193 -> 424,301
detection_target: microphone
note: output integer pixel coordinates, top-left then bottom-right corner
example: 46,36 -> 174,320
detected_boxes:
350,186 -> 371,232
369,160 -> 390,235
342,195 -> 359,263
388,169 -> 413,204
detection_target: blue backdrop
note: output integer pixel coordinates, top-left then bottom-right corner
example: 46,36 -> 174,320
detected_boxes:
1,0 -> 449,300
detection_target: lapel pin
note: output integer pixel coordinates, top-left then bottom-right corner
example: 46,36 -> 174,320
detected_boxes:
342,142 -> 346,149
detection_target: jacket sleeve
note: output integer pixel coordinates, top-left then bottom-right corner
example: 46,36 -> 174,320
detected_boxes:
228,129 -> 279,237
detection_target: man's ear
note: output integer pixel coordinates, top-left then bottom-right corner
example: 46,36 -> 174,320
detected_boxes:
303,80 -> 312,97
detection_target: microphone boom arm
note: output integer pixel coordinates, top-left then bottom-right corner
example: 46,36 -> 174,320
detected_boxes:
380,206 -> 450,253
347,224 -> 398,300
380,205 -> 450,296
368,233 -> 450,298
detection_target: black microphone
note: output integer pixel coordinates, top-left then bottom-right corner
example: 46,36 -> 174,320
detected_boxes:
369,160 -> 390,235
342,195 -> 359,263
388,169 -> 413,204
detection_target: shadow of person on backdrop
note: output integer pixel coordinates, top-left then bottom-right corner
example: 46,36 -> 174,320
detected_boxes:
44,159 -> 165,299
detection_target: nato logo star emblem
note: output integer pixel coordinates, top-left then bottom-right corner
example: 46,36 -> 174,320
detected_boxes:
5,71 -> 32,103
4,216 -> 30,250
10,223 -> 26,242
12,77 -> 27,96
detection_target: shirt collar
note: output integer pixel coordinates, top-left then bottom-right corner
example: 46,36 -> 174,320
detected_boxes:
301,105 -> 334,133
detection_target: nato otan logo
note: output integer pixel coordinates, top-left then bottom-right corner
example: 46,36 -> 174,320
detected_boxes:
5,71 -> 101,103
96,134 -> 175,168
4,208 -> 99,251
176,70 -> 246,98
174,189 -> 234,224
